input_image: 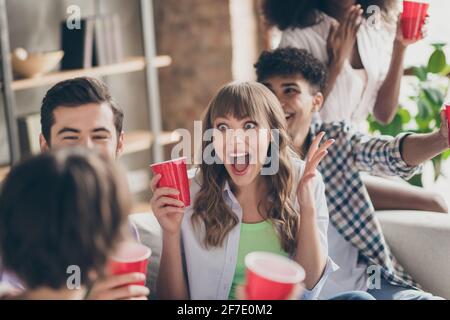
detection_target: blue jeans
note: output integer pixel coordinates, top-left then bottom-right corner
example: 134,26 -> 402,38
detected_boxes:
367,279 -> 443,300
328,291 -> 375,300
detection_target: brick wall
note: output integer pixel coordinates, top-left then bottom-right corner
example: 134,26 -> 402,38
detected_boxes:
154,0 -> 233,135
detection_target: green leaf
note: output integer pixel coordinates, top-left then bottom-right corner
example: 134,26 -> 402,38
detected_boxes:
443,149 -> 450,160
427,48 -> 447,74
407,174 -> 423,187
423,87 -> 444,107
431,43 -> 447,50
432,157 -> 442,180
439,64 -> 450,76
367,112 -> 404,136
412,66 -> 428,81
398,108 -> 411,124
417,99 -> 432,120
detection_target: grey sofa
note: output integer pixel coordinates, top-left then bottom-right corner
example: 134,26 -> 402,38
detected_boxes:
131,210 -> 450,300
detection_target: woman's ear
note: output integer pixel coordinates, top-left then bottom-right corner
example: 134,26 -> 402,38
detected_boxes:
312,92 -> 324,113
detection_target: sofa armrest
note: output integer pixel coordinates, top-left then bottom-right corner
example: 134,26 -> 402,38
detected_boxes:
376,210 -> 450,299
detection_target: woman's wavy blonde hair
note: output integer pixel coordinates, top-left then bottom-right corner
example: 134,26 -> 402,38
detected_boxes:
192,81 -> 300,254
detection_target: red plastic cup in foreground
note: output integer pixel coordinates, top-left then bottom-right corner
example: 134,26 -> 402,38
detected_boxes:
150,157 -> 190,206
445,104 -> 450,146
109,242 -> 151,286
244,252 -> 305,300
401,1 -> 429,40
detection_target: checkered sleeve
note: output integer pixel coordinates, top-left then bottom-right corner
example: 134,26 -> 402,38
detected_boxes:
349,128 -> 423,179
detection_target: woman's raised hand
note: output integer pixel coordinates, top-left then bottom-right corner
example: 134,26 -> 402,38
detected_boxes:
327,4 -> 363,68
297,132 -> 334,215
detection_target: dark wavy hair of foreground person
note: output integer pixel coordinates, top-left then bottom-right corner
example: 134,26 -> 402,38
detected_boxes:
0,148 -> 131,290
262,0 -> 398,30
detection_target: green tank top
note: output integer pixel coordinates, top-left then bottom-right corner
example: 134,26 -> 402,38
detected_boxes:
228,220 -> 288,300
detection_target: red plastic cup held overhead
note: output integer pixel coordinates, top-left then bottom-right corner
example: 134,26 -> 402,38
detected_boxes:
401,1 -> 429,40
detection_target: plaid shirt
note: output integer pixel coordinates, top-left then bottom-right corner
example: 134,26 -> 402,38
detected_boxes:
312,121 -> 422,289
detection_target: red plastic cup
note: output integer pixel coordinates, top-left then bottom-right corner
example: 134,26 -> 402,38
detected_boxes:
401,1 -> 429,40
109,241 -> 151,286
445,104 -> 450,146
244,252 -> 305,300
150,157 -> 190,206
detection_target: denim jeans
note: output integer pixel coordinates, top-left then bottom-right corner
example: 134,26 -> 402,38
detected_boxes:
367,278 -> 444,300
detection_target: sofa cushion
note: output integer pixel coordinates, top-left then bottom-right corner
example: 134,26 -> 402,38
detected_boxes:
377,210 -> 450,299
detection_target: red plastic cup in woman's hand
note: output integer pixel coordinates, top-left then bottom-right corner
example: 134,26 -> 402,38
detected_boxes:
244,252 -> 305,300
109,242 -> 152,286
401,1 -> 429,40
150,157 -> 190,206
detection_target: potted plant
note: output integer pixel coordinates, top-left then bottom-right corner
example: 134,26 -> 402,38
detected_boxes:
368,43 -> 450,187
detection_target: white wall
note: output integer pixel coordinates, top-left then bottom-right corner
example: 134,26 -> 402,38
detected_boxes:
229,0 -> 259,81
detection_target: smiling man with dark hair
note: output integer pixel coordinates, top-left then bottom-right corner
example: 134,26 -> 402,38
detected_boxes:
39,77 -> 124,158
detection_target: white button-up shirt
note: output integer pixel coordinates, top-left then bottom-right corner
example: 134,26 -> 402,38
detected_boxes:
181,157 -> 338,300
